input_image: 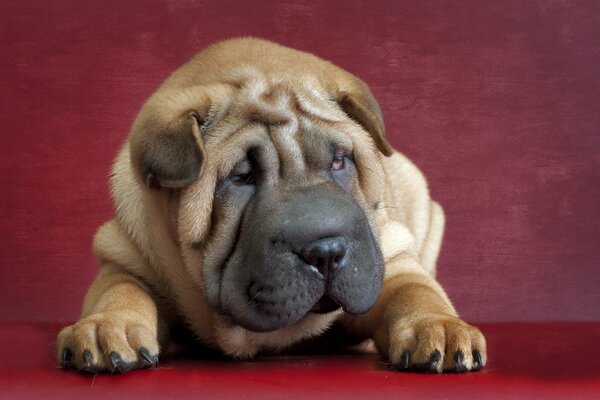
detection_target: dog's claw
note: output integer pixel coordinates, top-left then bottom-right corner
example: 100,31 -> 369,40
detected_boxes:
107,351 -> 135,373
426,349 -> 442,373
454,350 -> 463,364
400,350 -> 410,369
108,351 -> 136,373
138,347 -> 158,368
472,350 -> 483,371
78,349 -> 103,373
61,348 -> 73,368
407,350 -> 442,373
82,350 -> 93,369
453,350 -> 468,372
109,351 -> 121,370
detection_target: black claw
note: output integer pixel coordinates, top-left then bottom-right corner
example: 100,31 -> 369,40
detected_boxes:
454,350 -> 464,364
472,350 -> 484,371
82,350 -> 93,368
400,350 -> 410,369
425,350 -> 442,373
108,351 -> 136,373
409,350 -> 442,373
138,347 -> 158,368
61,348 -> 73,368
452,350 -> 468,373
431,350 -> 442,363
80,350 -> 103,374
109,351 -> 123,372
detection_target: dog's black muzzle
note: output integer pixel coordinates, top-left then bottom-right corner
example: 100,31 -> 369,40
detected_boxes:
219,184 -> 384,332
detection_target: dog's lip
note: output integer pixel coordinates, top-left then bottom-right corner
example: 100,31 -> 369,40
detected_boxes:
309,294 -> 341,314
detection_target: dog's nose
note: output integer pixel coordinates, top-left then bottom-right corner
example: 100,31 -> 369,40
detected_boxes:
299,236 -> 348,278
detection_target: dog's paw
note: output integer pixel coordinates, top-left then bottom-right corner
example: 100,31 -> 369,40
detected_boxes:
385,314 -> 486,373
56,311 -> 159,374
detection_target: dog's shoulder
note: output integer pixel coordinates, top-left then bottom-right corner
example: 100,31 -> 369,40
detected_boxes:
380,151 -> 444,276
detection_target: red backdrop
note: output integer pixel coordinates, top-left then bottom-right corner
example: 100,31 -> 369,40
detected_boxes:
1,0 -> 598,323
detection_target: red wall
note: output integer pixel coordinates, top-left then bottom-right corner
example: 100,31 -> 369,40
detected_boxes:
1,0 -> 598,323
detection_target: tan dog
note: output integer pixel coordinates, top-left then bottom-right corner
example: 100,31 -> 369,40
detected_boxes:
57,38 -> 486,374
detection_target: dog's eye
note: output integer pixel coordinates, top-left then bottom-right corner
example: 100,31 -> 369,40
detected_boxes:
228,157 -> 257,186
330,155 -> 346,171
230,171 -> 255,186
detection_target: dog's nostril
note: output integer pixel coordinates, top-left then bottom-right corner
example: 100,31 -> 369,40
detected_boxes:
299,236 -> 348,278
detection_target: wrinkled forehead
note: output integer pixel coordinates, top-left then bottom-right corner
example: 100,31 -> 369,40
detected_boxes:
178,70 -> 385,244
202,70 -> 356,174
219,67 -> 349,125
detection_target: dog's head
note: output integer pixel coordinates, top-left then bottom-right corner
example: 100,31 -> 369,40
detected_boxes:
128,39 -> 393,333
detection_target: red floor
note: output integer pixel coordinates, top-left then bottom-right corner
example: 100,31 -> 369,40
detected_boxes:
1,323 -> 598,399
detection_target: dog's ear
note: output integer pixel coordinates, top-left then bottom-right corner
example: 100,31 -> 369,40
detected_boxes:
335,82 -> 394,157
129,91 -> 210,189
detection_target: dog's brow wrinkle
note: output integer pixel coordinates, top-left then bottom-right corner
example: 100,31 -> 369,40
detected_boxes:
291,87 -> 346,123
265,112 -> 305,178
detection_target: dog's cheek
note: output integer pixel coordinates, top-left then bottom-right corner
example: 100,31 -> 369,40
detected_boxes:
200,182 -> 256,307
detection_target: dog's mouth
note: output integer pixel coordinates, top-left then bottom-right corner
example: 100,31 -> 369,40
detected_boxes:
219,239 -> 384,332
309,294 -> 341,314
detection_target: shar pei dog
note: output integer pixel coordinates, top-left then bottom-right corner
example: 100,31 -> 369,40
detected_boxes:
57,38 -> 486,374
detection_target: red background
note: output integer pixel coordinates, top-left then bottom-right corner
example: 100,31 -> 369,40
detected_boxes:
1,0 -> 599,324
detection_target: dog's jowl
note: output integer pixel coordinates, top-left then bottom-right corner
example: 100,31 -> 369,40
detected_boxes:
57,38 -> 486,374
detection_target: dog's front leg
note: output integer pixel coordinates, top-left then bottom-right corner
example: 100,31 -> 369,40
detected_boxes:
56,264 -> 161,373
342,254 -> 486,373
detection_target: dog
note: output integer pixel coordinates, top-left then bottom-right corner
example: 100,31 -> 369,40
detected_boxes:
57,37 -> 486,374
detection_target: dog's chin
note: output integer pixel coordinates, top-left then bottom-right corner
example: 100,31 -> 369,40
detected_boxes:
221,294 -> 343,333
228,307 -> 318,333
229,309 -> 341,334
